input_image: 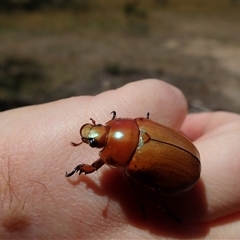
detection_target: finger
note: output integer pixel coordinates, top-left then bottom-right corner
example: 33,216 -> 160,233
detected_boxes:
72,78 -> 188,130
181,112 -> 240,222
181,111 -> 240,140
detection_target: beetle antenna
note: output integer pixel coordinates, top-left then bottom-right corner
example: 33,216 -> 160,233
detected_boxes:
110,111 -> 116,119
70,142 -> 83,147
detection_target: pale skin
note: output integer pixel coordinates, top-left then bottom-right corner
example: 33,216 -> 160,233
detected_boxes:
0,79 -> 240,239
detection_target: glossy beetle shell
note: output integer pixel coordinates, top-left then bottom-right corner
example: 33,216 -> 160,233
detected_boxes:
66,113 -> 201,195
127,118 -> 200,194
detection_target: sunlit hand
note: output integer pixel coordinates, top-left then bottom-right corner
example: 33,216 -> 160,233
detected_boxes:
1,79 -> 239,238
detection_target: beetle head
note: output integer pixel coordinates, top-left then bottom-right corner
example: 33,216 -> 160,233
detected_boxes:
80,123 -> 109,148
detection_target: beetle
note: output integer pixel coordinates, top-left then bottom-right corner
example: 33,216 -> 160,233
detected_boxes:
66,111 -> 201,196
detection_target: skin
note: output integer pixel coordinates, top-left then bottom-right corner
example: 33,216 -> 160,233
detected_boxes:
0,79 -> 240,239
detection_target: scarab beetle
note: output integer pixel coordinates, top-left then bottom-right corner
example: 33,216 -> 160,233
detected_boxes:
66,111 -> 201,195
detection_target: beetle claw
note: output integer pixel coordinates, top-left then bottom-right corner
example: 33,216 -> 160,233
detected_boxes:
65,170 -> 76,177
65,164 -> 82,177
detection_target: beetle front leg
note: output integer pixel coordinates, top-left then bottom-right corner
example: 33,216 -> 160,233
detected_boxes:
65,158 -> 105,177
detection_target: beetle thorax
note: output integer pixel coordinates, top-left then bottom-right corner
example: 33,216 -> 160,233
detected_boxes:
99,119 -> 140,168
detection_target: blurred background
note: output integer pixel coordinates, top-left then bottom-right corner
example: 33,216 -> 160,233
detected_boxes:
0,0 -> 240,113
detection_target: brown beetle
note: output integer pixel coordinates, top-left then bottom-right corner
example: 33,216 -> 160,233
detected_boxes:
66,111 -> 201,196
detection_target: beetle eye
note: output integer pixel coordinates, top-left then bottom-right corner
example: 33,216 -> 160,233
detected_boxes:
89,138 -> 98,148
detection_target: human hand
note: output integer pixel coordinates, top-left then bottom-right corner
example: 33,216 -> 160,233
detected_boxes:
0,79 -> 240,238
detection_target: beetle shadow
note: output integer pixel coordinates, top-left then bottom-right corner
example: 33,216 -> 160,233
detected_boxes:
207,211 -> 240,229
74,167 -> 210,238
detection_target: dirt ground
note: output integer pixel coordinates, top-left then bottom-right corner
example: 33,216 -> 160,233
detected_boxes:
0,2 -> 240,113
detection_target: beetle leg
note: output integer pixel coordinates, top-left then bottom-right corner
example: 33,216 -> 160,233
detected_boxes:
146,112 -> 150,119
65,158 -> 105,177
110,111 -> 116,119
90,118 -> 96,125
